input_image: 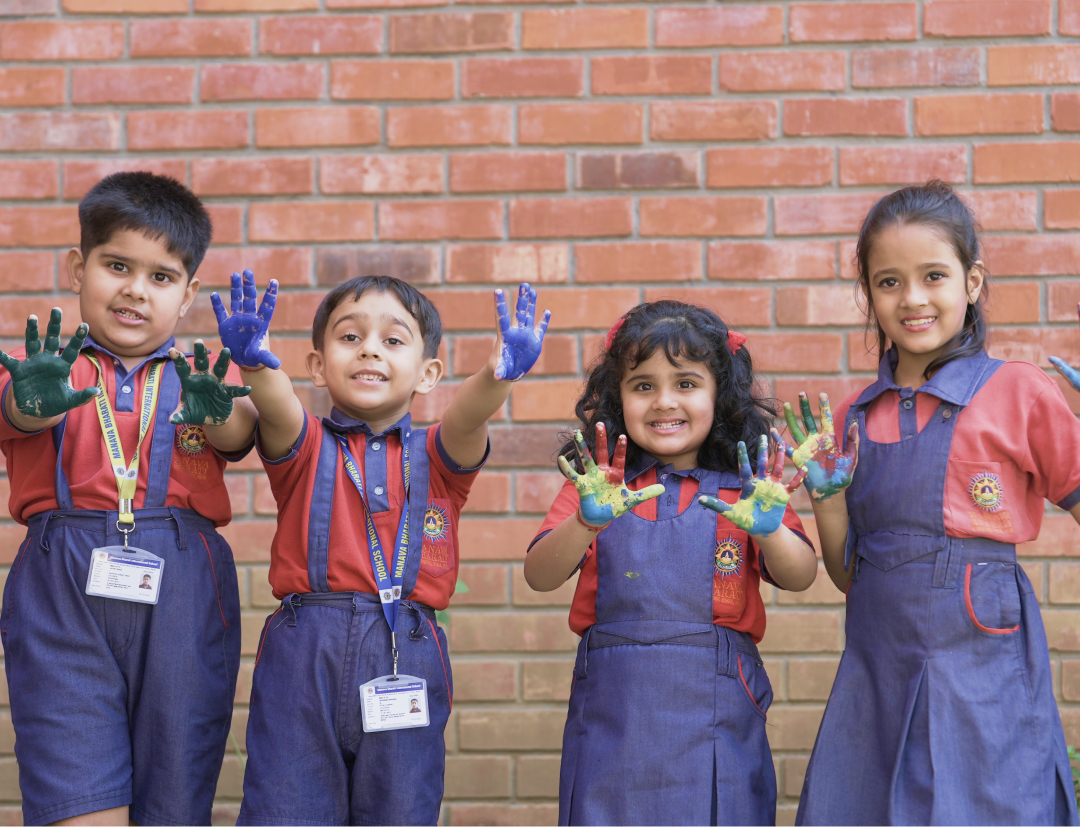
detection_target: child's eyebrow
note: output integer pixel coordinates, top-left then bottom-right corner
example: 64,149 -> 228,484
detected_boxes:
380,314 -> 415,335
102,251 -> 183,277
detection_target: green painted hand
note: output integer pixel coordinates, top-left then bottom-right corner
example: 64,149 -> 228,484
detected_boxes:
698,435 -> 805,536
169,341 -> 251,426
772,391 -> 859,502
558,422 -> 664,527
0,309 -> 99,419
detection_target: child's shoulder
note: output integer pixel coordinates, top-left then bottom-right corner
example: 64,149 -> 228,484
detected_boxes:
986,359 -> 1057,392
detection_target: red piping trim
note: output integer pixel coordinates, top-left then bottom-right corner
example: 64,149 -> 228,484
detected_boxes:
1,536 -> 30,632
199,533 -> 228,628
737,655 -> 766,717
255,607 -> 282,668
964,564 -> 1020,635
427,616 -> 452,712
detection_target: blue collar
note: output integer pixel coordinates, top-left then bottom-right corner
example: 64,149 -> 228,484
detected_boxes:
853,347 -> 995,409
83,334 -> 176,375
322,407 -> 412,437
624,452 -> 707,484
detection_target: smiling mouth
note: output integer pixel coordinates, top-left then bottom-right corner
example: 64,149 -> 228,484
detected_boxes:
113,308 -> 144,321
648,420 -> 686,432
352,372 -> 388,382
901,317 -> 936,329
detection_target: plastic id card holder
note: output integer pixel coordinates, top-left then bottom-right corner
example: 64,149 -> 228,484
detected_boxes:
86,546 -> 165,605
360,675 -> 430,732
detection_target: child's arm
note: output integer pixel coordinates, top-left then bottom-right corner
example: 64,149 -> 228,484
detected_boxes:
439,283 -> 550,469
698,435 -> 818,591
167,341 -> 257,453
525,424 -> 664,591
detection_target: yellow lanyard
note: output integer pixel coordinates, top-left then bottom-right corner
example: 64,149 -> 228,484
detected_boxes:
85,353 -> 163,527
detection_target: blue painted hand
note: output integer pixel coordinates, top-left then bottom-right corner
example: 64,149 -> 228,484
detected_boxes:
493,282 -> 551,381
211,269 -> 281,370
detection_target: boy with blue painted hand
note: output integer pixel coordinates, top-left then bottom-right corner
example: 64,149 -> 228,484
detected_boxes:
218,272 -> 550,826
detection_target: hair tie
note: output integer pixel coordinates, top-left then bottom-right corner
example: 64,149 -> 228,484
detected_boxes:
726,329 -> 747,356
605,317 -> 626,351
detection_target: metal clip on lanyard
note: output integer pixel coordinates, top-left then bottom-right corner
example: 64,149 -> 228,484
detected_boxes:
86,354 -> 163,549
337,432 -> 411,679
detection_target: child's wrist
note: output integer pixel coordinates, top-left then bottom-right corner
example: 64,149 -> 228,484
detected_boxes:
239,364 -> 267,373
575,509 -> 610,533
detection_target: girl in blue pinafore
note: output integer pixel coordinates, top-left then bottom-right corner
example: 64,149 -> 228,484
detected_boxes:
526,300 -> 820,826
777,182 -> 1080,826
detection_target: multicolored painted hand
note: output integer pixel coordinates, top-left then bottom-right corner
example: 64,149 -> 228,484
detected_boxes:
493,283 -> 550,381
558,423 -> 664,527
698,435 -> 806,536
0,309 -> 99,418
211,270 -> 281,370
168,341 -> 251,426
772,392 -> 859,502
1050,304 -> 1080,391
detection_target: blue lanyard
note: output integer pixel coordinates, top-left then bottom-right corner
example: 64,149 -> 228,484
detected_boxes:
336,432 -> 411,676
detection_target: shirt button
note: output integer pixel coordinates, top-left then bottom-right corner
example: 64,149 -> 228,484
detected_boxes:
374,486 -> 384,495
113,359 -> 120,367
942,409 -> 952,418
902,399 -> 913,409
371,441 -> 382,451
660,474 -> 668,482
121,386 -> 131,394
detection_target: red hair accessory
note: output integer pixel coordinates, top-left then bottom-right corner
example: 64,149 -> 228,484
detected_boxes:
726,329 -> 747,355
605,317 -> 626,351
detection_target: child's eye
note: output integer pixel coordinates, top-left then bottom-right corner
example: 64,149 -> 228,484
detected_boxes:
877,277 -> 898,289
634,382 -> 653,392
677,380 -> 696,389
926,270 -> 948,282
108,262 -> 127,273
385,337 -> 403,346
152,272 -> 173,284
342,333 -> 359,342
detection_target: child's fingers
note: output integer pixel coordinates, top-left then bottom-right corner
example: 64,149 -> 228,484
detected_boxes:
769,438 -> 786,480
817,392 -> 835,434
786,466 -> 808,493
783,401 -> 807,445
594,422 -> 610,469
799,392 -> 818,436
212,347 -> 231,381
211,292 -> 229,326
259,349 -> 282,371
611,433 -> 627,479
0,350 -> 20,373
574,430 -> 596,471
242,269 -> 258,316
225,384 -> 252,398
1050,356 -> 1080,391
193,341 -> 210,373
494,289 -> 511,337
845,420 -> 860,461
628,484 -> 665,507
697,495 -> 731,514
535,309 -> 551,339
169,348 -> 192,379
230,272 -> 243,315
24,315 -> 41,359
256,279 -> 279,324
71,386 -> 101,407
737,441 -> 754,497
515,282 -> 530,328
771,428 -> 795,459
756,434 -> 769,479
43,307 -> 62,356
557,454 -> 581,481
60,324 -> 89,365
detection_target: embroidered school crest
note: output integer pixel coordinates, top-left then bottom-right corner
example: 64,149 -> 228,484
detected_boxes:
176,424 -> 207,456
423,504 -> 448,542
715,536 -> 744,577
969,471 -> 1003,513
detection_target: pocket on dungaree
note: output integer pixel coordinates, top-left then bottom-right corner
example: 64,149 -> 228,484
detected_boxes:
737,651 -> 772,721
964,562 -> 1021,635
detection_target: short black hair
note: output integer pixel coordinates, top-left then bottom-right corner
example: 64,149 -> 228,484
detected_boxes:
79,171 -> 212,278
311,275 -> 442,359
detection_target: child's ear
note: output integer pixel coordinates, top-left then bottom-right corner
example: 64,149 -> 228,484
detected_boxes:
307,349 -> 328,388
179,277 -> 200,319
66,247 -> 85,293
413,357 -> 444,396
967,260 -> 986,304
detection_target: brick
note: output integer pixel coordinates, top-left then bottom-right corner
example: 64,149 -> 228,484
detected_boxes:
509,197 -> 632,239
516,755 -> 561,799
791,2 -> 917,41
0,112 -> 120,152
707,147 -> 832,188
206,205 -> 244,245
651,101 -> 776,142
131,19 -> 252,57
462,57 -> 583,99
983,235 -> 1080,276
200,63 -> 323,102
445,804 -> 560,827
1046,191 -> 1080,230
0,252 -> 55,292
437,288 -> 638,334
445,755 -> 511,799
987,328 -> 1080,367
1044,610 -> 1080,651
788,658 -> 841,701
759,610 -> 841,653
380,201 -> 502,241
1051,562 -> 1080,603
708,241 -> 836,281
1049,282 -> 1080,322
785,98 -> 907,136
519,103 -> 642,146
321,155 -> 442,195
975,142 -> 1080,183
388,105 -> 511,147
925,0 -> 1051,36
521,660 -> 573,701
391,12 -> 511,53
255,107 -> 379,148
656,6 -> 783,47
64,0 -> 183,10
450,661 -> 516,701
316,246 -> 437,286
451,613 -> 577,652
72,66 -> 195,105
0,0 -> 56,12
839,145 -> 967,186
915,93 -> 1043,136
852,47 -> 980,88
782,756 -> 810,798
522,8 -> 647,50
196,0 -> 315,11
639,197 -> 767,238
963,190 -> 1038,231
591,56 -> 712,96
457,517 -> 547,560
332,60 -> 454,101
1018,514 -> 1080,556
451,152 -> 565,193
579,151 -> 698,190
0,161 -> 56,200
327,0 -> 438,8
446,243 -> 569,284
453,334 -> 577,376
775,193 -> 884,236
777,286 -> 864,326
453,564 -> 508,604
509,378 -> 581,421
461,473 -> 512,513
511,567 -> 576,607
752,333 -> 844,373
1065,660 -> 1080,701
260,15 -> 380,55
0,21 -> 122,60
576,242 -> 702,283
0,68 -> 64,107
1052,93 -> 1080,132
988,45 -> 1080,85
191,157 -> 312,196
641,287 -> 771,326
1065,0 -> 1080,34
200,247 -> 312,288
721,52 -> 845,92
249,202 -> 374,243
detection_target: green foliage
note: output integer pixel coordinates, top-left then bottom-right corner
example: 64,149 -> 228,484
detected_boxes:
1069,746 -> 1080,810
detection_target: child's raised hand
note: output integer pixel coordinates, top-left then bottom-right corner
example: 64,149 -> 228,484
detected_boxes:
698,435 -> 805,536
772,392 -> 859,502
169,341 -> 251,426
211,269 -> 281,370
558,423 -> 663,527
492,282 -> 551,381
0,309 -> 99,418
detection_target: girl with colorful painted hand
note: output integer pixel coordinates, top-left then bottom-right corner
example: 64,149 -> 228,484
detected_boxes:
526,301 -> 817,826
795,182 -> 1080,827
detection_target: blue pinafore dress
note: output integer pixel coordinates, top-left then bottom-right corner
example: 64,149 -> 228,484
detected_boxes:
558,467 -> 777,826
797,350 -> 1080,826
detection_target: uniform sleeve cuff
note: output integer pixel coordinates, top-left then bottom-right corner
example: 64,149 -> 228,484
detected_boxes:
435,424 -> 489,475
1058,485 -> 1080,511
760,529 -> 813,590
256,415 -> 307,465
210,439 -> 255,463
527,529 -> 552,552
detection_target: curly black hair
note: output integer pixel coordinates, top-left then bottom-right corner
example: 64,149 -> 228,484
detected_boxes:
560,300 -> 775,474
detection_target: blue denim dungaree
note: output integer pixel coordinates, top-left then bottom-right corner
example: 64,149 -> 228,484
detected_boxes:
559,466 -> 777,826
798,350 -> 1080,826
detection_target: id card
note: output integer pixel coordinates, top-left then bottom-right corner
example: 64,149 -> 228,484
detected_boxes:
360,675 -> 430,732
86,546 -> 164,605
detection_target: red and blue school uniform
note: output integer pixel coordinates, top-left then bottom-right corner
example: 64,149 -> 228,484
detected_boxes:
535,454 -> 811,826
0,335 -> 246,827
238,408 -> 481,827
798,348 -> 1080,826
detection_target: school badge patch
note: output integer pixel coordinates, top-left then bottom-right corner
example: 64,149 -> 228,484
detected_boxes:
715,536 -> 743,578
423,504 -> 448,542
176,424 -> 207,456
969,471 -> 1003,513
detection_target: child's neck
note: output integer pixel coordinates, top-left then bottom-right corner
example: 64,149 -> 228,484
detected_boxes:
333,400 -> 412,436
892,350 -> 936,391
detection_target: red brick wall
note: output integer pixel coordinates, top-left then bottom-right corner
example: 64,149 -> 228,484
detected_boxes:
0,0 -> 1079,822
